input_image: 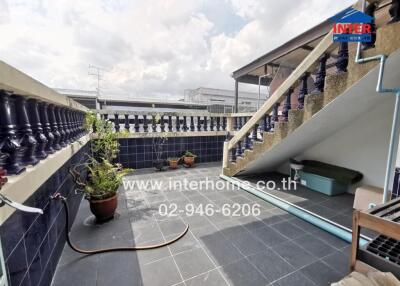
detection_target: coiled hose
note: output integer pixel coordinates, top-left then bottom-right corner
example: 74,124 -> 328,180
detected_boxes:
51,193 -> 189,254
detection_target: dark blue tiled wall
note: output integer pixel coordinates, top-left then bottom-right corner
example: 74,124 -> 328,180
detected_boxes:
116,136 -> 226,169
0,143 -> 89,286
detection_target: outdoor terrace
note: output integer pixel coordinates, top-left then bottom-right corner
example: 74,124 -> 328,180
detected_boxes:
53,163 -> 350,286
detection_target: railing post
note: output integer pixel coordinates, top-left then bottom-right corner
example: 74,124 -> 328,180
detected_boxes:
48,104 -> 61,150
183,116 -> 188,132
235,140 -> 242,157
175,116 -> 180,132
388,0 -> 400,24
312,53 -> 328,94
124,114 -> 130,131
252,123 -> 259,142
38,102 -> 55,154
336,42 -> 349,73
297,73 -> 309,109
272,103 -> 280,129
114,114 -> 120,132
223,141 -> 229,168
55,106 -> 66,147
160,115 -> 165,132
143,115 -> 148,132
0,91 -> 25,174
62,108 -> 71,143
362,2 -> 377,50
203,116 -> 208,131
283,88 -> 293,121
196,116 -> 201,131
152,115 -> 157,133
134,115 -> 140,132
28,99 -> 48,159
216,117 -> 221,131
210,117 -> 214,131
168,115 -> 172,132
69,111 -> 77,140
222,117 -> 227,131
189,116 -> 195,132
233,117 -> 238,131
245,133 -> 251,149
14,95 -> 39,166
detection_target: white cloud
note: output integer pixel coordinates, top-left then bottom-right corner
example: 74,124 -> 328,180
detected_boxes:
0,0 -> 355,99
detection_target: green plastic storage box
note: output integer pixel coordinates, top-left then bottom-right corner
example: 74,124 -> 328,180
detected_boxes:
299,170 -> 348,196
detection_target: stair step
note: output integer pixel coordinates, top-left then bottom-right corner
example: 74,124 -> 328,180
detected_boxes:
288,109 -> 304,134
304,93 -> 323,121
273,122 -> 288,144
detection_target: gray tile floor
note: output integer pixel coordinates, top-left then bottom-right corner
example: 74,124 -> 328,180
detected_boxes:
237,172 -> 376,237
52,163 -> 351,286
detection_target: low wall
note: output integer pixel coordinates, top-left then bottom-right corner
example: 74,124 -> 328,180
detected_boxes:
0,142 -> 89,286
117,135 -> 226,169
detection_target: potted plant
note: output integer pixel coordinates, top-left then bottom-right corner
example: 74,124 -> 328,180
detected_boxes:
168,157 -> 180,169
182,151 -> 196,167
70,112 -> 132,222
153,135 -> 168,171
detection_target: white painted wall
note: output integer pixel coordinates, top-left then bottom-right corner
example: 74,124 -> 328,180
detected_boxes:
278,96 -> 396,188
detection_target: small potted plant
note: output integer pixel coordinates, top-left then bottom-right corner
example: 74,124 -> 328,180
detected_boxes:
182,151 -> 196,167
168,157 -> 180,169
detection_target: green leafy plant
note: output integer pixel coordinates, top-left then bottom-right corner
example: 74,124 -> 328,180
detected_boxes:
70,112 -> 133,201
183,151 -> 196,157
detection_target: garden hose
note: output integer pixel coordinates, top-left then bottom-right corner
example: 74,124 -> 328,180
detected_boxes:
50,193 -> 189,254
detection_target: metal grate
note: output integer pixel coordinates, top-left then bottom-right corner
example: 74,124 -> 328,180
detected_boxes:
366,235 -> 400,265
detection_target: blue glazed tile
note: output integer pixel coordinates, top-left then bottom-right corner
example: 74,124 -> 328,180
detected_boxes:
6,240 -> 28,286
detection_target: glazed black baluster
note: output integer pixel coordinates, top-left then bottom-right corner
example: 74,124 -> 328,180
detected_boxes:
114,114 -> 120,132
143,115 -> 148,132
216,117 -> 221,131
55,106 -> 66,147
152,115 -> 157,132
66,110 -> 76,141
70,111 -> 77,139
265,115 -> 272,132
175,116 -> 180,132
61,108 -> 71,144
235,140 -> 243,157
197,116 -> 201,131
336,42 -> 349,73
168,116 -> 172,132
38,102 -> 55,154
388,0 -> 400,24
160,115 -> 165,132
252,123 -> 259,142
14,95 -> 38,166
222,117 -> 227,131
362,2 -> 377,50
233,117 -> 238,131
210,117 -> 214,131
297,73 -> 309,109
76,112 -> 82,137
245,133 -> 251,150
312,54 -> 328,94
183,116 -> 188,132
283,88 -> 293,121
27,99 -> 48,159
134,115 -> 140,132
190,116 -> 195,132
272,103 -> 279,130
0,91 -> 25,174
48,104 -> 61,150
104,114 -> 108,121
124,115 -> 130,132
231,145 -> 237,162
203,116 -> 208,131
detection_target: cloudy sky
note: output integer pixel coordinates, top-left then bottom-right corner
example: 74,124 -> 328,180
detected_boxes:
0,0 -> 354,99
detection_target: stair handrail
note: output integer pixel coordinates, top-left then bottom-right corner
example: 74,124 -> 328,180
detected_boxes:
227,30 -> 334,151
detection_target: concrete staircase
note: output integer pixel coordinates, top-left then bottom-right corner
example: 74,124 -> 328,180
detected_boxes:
223,21 -> 400,177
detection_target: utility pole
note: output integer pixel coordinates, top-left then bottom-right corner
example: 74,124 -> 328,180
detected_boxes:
88,64 -> 105,111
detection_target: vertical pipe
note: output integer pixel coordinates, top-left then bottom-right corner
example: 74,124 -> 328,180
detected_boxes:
234,80 -> 239,113
383,92 -> 400,202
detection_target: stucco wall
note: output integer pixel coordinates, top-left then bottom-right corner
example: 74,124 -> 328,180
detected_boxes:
278,96 -> 395,188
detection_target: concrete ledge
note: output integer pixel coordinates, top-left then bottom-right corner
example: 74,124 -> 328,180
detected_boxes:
0,135 -> 90,224
91,131 -> 229,139
0,60 -> 87,112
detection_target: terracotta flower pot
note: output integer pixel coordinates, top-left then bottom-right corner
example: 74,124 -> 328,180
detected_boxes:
89,194 -> 118,222
169,160 -> 179,169
183,156 -> 195,167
